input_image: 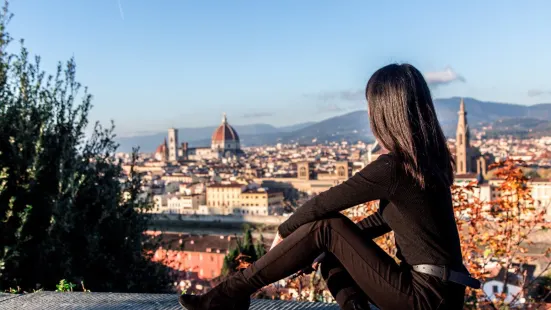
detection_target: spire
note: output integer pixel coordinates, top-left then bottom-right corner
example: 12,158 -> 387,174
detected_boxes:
457,98 -> 469,131
459,98 -> 466,113
222,112 -> 227,124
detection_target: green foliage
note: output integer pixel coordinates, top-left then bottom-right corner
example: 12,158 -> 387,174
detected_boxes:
254,234 -> 266,259
55,280 -> 76,292
0,1 -> 169,293
221,226 -> 267,276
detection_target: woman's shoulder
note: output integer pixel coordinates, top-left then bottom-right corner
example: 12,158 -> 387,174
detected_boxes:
364,153 -> 397,175
372,152 -> 397,166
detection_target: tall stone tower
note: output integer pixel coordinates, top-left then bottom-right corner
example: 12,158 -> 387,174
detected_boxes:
335,162 -> 349,180
297,162 -> 310,180
168,127 -> 179,162
455,98 -> 471,174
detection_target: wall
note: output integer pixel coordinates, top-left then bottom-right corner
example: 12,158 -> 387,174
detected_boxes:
482,280 -> 521,305
151,213 -> 287,225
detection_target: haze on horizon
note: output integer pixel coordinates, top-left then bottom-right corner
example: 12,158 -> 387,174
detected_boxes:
10,0 -> 551,136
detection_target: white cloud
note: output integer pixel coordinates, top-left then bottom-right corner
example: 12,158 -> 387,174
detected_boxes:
306,90 -> 365,102
424,67 -> 466,86
527,89 -> 551,97
317,103 -> 345,114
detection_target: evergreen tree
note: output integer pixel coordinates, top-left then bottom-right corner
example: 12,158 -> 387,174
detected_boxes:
220,226 -> 268,276
254,234 -> 266,259
241,227 -> 256,258
0,2 -> 169,292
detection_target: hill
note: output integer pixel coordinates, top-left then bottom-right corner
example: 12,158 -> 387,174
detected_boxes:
116,97 -> 551,152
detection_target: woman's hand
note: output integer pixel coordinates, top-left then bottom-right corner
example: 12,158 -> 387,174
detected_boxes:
269,232 -> 284,251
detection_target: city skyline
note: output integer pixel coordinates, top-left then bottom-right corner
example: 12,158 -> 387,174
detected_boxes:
10,0 -> 551,136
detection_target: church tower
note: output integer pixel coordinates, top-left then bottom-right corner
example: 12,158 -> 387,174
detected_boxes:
455,98 -> 471,174
168,127 -> 179,162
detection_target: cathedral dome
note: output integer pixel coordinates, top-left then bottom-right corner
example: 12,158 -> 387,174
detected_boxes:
212,113 -> 240,144
156,138 -> 167,154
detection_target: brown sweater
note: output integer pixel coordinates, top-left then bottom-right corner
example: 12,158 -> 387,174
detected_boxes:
278,154 -> 465,269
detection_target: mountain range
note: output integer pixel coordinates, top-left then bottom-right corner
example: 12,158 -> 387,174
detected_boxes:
116,97 -> 551,153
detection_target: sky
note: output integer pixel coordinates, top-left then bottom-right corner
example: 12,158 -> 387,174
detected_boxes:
9,0 -> 551,136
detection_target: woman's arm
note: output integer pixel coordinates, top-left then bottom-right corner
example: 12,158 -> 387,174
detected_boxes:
356,210 -> 391,239
278,155 -> 394,238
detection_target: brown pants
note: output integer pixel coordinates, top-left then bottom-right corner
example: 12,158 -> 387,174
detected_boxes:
242,214 -> 465,310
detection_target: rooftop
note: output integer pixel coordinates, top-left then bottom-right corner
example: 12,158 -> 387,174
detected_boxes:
0,292 -> 344,309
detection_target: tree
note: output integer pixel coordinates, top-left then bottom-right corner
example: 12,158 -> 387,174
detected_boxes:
0,2 -> 169,293
454,159 -> 550,308
221,226 -> 267,277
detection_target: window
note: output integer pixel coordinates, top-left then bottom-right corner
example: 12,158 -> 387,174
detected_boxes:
503,285 -> 508,294
492,285 -> 498,293
458,134 -> 462,145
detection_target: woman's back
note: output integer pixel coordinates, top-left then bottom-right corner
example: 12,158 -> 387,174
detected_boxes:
376,153 -> 464,269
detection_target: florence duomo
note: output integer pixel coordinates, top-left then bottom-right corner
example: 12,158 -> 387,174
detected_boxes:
155,113 -> 244,162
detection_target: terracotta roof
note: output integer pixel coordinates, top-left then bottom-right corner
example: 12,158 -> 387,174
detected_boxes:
212,113 -> 240,143
149,233 -> 238,253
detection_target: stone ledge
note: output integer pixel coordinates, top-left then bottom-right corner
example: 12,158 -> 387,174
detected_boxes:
0,291 -> 342,309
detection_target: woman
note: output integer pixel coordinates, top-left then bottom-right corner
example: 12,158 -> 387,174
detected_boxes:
179,63 -> 479,310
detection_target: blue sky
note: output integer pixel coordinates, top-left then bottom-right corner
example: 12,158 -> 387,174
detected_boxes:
9,0 -> 551,136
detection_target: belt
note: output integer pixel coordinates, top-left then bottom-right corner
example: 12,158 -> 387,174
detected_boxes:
412,264 -> 481,289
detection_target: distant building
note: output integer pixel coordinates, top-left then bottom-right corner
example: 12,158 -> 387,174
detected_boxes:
254,161 -> 351,195
152,193 -> 206,214
455,98 -> 495,181
481,262 -> 535,305
205,182 -> 284,216
206,183 -> 246,209
154,138 -> 168,162
233,187 -> 285,216
150,233 -> 239,280
168,127 -> 179,162
155,113 -> 244,162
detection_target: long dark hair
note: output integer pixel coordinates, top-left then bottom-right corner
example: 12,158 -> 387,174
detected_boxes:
366,63 -> 454,189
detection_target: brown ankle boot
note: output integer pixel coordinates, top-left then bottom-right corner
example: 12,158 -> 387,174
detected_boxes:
178,271 -> 254,310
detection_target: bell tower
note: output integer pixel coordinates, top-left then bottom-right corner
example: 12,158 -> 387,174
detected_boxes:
335,161 -> 349,180
455,98 -> 471,174
297,162 -> 310,180
168,127 -> 179,162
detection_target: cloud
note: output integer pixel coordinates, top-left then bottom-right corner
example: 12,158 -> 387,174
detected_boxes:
118,0 -> 125,20
242,112 -> 273,118
306,67 -> 465,103
527,89 -> 551,97
306,89 -> 365,103
317,103 -> 345,114
424,67 -> 466,87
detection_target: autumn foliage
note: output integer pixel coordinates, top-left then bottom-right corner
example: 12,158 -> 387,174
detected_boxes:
453,159 -> 550,308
